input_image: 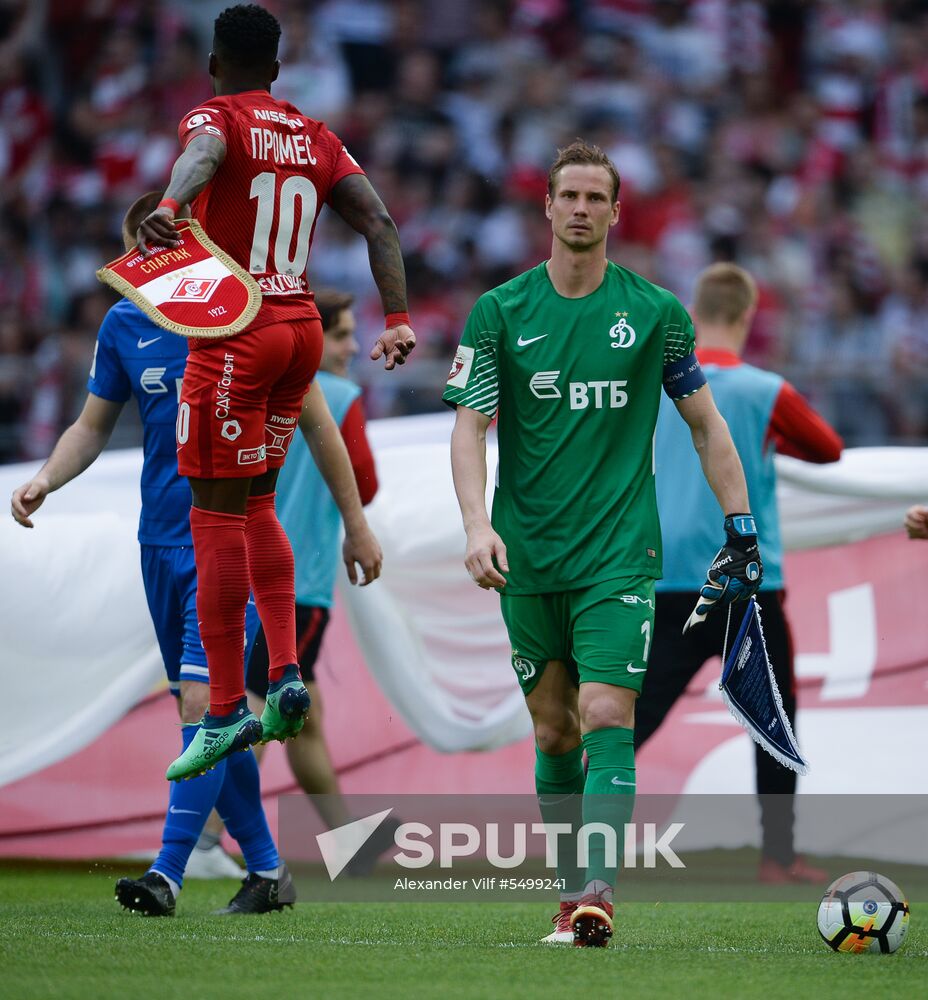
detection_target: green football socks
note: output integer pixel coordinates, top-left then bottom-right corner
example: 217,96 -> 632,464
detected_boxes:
581,726 -> 636,888
535,744 -> 586,894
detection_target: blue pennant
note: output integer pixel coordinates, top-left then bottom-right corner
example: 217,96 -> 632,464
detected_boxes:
720,599 -> 809,775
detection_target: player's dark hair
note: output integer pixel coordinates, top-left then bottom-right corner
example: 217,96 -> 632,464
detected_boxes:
121,191 -> 163,253
213,4 -> 280,69
694,263 -> 758,325
548,140 -> 621,203
315,289 -> 355,332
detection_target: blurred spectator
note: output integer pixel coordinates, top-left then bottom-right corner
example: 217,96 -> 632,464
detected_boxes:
22,289 -> 117,461
0,309 -> 32,462
639,0 -> 726,94
2,0 -> 928,457
793,274 -> 892,444
274,5 -> 351,125
314,0 -> 395,93
0,52 -> 51,213
380,49 -> 456,182
69,25 -> 151,193
880,258 -> 928,440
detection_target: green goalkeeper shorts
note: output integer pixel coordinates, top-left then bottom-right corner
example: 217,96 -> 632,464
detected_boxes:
499,575 -> 656,696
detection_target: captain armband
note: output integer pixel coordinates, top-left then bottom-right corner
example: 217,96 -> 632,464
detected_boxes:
662,351 -> 707,400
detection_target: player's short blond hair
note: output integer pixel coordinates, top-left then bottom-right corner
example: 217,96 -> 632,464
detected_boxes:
693,263 -> 758,325
547,140 -> 621,203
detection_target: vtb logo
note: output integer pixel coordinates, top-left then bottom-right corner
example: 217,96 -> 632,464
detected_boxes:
570,381 -> 628,410
529,372 -> 630,409
529,371 -> 561,399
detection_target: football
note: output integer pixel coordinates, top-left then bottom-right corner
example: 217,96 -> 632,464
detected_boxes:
817,871 -> 910,954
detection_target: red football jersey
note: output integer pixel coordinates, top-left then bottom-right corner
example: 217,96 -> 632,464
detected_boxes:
178,90 -> 365,328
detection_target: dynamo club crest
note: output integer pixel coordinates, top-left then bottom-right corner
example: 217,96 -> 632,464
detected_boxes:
96,219 -> 261,339
720,598 -> 810,775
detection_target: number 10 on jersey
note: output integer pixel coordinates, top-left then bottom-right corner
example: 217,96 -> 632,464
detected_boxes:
249,172 -> 318,276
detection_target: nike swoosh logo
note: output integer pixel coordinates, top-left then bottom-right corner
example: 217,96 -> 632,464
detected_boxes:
626,663 -> 647,673
611,777 -> 636,787
137,336 -> 162,349
517,333 -> 548,347
168,806 -> 200,815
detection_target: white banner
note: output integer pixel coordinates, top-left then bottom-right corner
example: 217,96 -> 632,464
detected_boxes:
1,413 -> 926,787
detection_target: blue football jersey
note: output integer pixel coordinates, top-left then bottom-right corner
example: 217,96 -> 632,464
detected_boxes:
88,299 -> 191,546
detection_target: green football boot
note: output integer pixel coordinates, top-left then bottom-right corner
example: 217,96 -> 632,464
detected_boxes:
165,699 -> 262,782
260,664 -> 311,742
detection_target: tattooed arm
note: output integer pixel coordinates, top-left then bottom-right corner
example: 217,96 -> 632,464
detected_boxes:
136,136 -> 227,254
329,174 -> 416,369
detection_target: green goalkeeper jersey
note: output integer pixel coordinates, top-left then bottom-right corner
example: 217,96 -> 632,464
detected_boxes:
443,260 -> 696,595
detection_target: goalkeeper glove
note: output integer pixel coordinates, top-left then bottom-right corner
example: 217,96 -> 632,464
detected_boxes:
684,514 -> 763,632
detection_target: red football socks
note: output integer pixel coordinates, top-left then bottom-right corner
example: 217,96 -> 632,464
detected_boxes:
245,493 -> 297,683
189,506 -> 250,716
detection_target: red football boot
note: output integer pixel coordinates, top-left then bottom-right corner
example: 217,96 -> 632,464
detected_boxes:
540,901 -> 578,944
570,891 -> 614,948
758,855 -> 829,885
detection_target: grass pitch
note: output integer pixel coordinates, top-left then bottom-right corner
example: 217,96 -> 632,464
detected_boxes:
0,862 -> 924,1000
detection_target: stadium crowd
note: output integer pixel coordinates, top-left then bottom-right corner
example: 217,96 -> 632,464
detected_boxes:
1,0 -> 927,457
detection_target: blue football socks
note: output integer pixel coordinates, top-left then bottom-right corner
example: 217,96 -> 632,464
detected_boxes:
216,746 -> 279,875
150,723 -> 227,888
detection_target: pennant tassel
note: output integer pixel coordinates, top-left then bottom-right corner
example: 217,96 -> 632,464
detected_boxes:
718,598 -> 810,776
719,688 -> 810,776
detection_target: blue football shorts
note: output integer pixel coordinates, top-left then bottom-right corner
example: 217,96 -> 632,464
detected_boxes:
140,544 -> 260,696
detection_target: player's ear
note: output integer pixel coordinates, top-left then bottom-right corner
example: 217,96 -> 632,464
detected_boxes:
544,194 -> 553,220
611,200 -> 621,226
271,60 -> 280,83
208,52 -> 217,77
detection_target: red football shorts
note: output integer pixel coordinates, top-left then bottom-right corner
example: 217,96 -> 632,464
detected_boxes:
176,318 -> 323,478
